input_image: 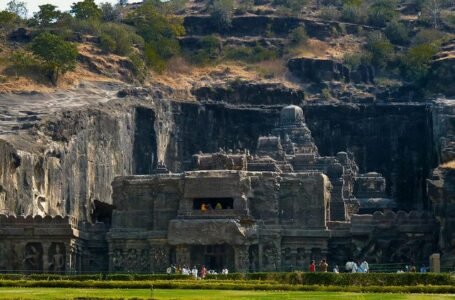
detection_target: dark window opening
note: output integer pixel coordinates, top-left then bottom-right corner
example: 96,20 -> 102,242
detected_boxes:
193,198 -> 234,210
91,200 -> 114,226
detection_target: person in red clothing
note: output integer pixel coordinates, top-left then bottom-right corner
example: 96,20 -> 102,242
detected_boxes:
200,265 -> 207,279
309,260 -> 316,272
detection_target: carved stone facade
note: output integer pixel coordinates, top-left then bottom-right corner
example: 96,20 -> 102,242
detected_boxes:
106,106 -> 438,272
0,105 -> 441,273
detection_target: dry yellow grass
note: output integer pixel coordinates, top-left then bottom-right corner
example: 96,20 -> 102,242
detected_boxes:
0,43 -> 123,93
440,161 -> 455,169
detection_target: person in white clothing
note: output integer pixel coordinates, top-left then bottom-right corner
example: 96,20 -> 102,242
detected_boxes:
221,267 -> 229,275
359,259 -> 369,273
191,266 -> 198,279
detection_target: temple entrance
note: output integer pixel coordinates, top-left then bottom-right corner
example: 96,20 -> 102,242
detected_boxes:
190,244 -> 234,272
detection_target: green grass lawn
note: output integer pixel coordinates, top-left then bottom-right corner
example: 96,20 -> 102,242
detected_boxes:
0,288 -> 454,300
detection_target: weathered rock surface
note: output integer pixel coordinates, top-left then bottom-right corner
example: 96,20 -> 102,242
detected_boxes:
184,15 -> 372,39
192,80 -> 305,106
288,57 -> 374,84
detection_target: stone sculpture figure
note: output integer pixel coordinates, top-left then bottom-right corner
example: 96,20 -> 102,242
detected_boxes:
263,243 -> 279,271
49,243 -> 65,272
24,243 -> 43,272
126,249 -> 138,271
112,249 -> 124,271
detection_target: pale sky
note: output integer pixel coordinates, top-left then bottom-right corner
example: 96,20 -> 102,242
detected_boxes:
0,0 -> 120,16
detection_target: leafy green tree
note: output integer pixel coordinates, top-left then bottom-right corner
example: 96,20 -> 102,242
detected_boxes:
289,27 -> 308,46
365,31 -> 394,69
126,0 -> 184,71
0,10 -> 19,29
6,0 -> 27,19
33,4 -> 61,27
71,0 -> 102,20
31,32 -> 79,84
99,23 -> 142,55
100,2 -> 121,22
385,20 -> 409,45
413,29 -> 446,45
400,43 -> 438,82
368,0 -> 397,27
340,0 -> 365,23
210,0 -> 234,31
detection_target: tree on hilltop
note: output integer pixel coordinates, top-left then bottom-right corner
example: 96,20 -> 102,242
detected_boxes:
31,32 -> 79,85
71,0 -> 102,20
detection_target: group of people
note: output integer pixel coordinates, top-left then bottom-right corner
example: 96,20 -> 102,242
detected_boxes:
200,202 -> 225,212
308,258 -> 369,273
166,264 -> 229,279
397,264 -> 427,273
344,259 -> 369,273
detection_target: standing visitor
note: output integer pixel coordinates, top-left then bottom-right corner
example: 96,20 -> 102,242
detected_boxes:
192,266 -> 198,279
319,259 -> 328,272
333,265 -> 339,273
200,265 -> 207,279
309,260 -> 316,272
359,259 -> 369,273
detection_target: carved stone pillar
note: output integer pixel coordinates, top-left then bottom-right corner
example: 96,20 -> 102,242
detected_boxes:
304,249 -> 312,270
42,241 -> 50,273
290,248 -> 298,270
258,244 -> 263,271
175,245 -> 190,267
234,245 -> 249,273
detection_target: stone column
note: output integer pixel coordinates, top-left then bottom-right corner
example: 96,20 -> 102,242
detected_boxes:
430,253 -> 440,273
234,245 -> 249,273
258,244 -> 263,271
290,248 -> 298,271
42,241 -> 51,273
304,249 -> 312,270
175,245 -> 190,268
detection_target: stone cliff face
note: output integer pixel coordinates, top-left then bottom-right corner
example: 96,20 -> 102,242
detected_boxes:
0,82 -> 453,221
0,96 -> 440,220
0,103 -> 136,221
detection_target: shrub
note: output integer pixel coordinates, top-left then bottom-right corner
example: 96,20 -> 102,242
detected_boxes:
341,4 -> 365,23
9,49 -> 38,77
0,10 -> 20,30
236,0 -> 254,14
385,20 -> 410,45
319,6 -> 341,21
99,23 -> 142,56
127,0 -> 184,70
210,0 -> 234,31
367,0 -> 398,27
224,44 -> 279,63
400,43 -> 438,82
322,88 -> 333,100
412,29 -> 446,46
289,26 -> 308,47
187,35 -> 222,65
69,18 -> 101,35
365,31 -> 394,69
99,33 -> 116,53
272,0 -> 307,15
31,32 -> 79,84
129,53 -> 146,81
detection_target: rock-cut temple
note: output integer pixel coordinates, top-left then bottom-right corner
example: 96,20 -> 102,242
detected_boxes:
0,105 -> 439,273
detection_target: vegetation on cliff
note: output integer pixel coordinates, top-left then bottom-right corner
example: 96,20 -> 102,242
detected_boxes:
0,0 -> 452,98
